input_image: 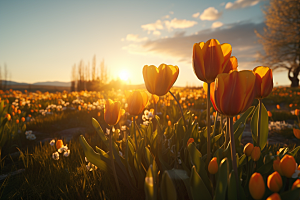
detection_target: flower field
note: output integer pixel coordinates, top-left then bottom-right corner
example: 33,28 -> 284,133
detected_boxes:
1,39 -> 300,200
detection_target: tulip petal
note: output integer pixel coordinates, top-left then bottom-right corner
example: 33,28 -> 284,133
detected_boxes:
156,64 -> 179,96
143,65 -> 158,94
221,43 -> 232,68
193,43 -> 206,82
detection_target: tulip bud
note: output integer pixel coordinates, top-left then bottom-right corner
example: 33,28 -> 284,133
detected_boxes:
104,99 -> 125,126
273,157 -> 282,174
295,109 -> 300,116
168,120 -> 171,126
268,111 -> 272,117
5,113 -> 11,121
208,157 -> 218,174
279,155 -> 296,178
243,143 -> 254,157
253,66 -> 273,99
267,171 -> 282,192
249,172 -> 265,200
292,179 -> 300,190
276,105 -> 280,109
266,193 -> 281,200
127,91 -> 148,116
294,128 -> 300,139
187,138 -> 194,147
251,146 -> 261,161
56,140 -> 63,149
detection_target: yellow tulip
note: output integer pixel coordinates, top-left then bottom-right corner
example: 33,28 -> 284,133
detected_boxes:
104,99 -> 125,126
279,154 -> 296,178
212,70 -> 256,117
127,91 -> 148,116
254,66 -> 273,99
208,157 -> 218,174
193,39 -> 232,83
249,172 -> 265,200
143,64 -> 179,96
243,143 -> 254,157
267,171 -> 282,192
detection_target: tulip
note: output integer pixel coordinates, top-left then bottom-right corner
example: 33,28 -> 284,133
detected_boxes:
56,140 -> 63,150
243,143 -> 254,157
267,171 -> 282,192
193,39 -> 232,83
222,56 -> 238,73
292,179 -> 300,190
276,105 -> 280,109
294,128 -> 300,139
203,82 -> 215,104
104,99 -> 125,126
208,157 -> 218,174
251,146 -> 261,161
268,111 -> 272,117
150,94 -> 159,104
266,193 -> 281,200
5,113 -> 11,121
143,64 -> 179,96
279,154 -> 296,178
249,172 -> 265,200
273,157 -> 282,174
212,70 -> 256,117
187,138 -> 194,147
127,91 -> 148,116
295,109 -> 300,116
253,66 -> 273,99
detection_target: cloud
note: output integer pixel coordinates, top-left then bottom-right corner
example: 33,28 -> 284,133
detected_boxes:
125,34 -> 148,42
141,20 -> 164,33
169,11 -> 174,15
225,0 -> 260,9
211,21 -> 223,28
200,7 -> 222,21
162,15 -> 170,19
133,22 -> 265,69
165,18 -> 198,31
153,31 -> 161,36
192,12 -> 200,18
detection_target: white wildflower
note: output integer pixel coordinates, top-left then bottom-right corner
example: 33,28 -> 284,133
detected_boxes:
63,150 -> 70,157
52,152 -> 59,160
58,145 -> 68,153
25,130 -> 32,135
49,139 -> 55,146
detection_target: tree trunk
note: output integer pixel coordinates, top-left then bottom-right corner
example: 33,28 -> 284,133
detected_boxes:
288,65 -> 300,87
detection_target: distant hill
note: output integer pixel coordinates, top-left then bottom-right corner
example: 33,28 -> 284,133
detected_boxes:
3,80 -> 71,87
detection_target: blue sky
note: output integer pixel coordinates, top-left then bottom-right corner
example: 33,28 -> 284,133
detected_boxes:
0,0 -> 289,86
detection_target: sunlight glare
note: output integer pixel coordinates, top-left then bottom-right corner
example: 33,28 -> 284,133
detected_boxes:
119,70 -> 130,81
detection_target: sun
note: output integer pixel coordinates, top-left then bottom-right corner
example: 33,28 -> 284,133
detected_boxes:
119,70 -> 130,81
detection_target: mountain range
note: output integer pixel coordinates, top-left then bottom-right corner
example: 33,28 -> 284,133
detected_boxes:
3,80 -> 71,87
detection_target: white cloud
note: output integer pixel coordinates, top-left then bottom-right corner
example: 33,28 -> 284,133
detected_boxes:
169,11 -> 174,15
192,12 -> 200,18
200,7 -> 222,21
125,34 -> 148,42
211,21 -> 224,28
225,0 -> 260,10
162,15 -> 170,19
141,20 -> 164,33
153,31 -> 161,36
165,18 -> 198,31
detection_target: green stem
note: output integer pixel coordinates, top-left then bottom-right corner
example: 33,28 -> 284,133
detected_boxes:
225,117 -> 230,149
206,82 -> 211,165
133,117 -> 138,150
109,127 -> 121,193
229,117 -> 239,199
169,91 -> 187,130
257,99 -> 262,147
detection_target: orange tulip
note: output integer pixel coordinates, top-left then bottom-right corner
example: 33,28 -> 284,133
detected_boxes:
222,56 -> 238,73
276,105 -> 280,109
273,157 -> 282,174
143,64 -> 179,96
295,109 -> 300,116
104,99 -> 125,126
249,172 -> 265,200
208,157 -> 218,174
187,138 -> 194,147
266,193 -> 281,200
253,66 -> 273,99
294,128 -> 300,139
243,143 -> 254,157
268,111 -> 272,117
150,94 -> 159,104
251,146 -> 261,161
212,70 -> 256,117
127,91 -> 148,116
193,39 -> 232,83
56,140 -> 63,149
267,171 -> 282,192
292,179 -> 300,190
5,113 -> 11,121
279,154 -> 296,178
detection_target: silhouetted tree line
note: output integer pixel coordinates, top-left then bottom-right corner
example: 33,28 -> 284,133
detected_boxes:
0,63 -> 10,91
71,55 -> 109,92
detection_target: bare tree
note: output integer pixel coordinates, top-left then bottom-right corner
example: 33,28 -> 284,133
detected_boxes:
92,55 -> 96,81
256,0 -> 300,87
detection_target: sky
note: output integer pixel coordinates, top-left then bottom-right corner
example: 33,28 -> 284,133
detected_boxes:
0,0 -> 290,87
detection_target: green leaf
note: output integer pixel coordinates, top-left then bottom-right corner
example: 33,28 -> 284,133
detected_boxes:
190,166 -> 212,200
228,171 -> 238,200
251,102 -> 269,150
233,106 -> 255,131
214,158 -> 228,200
280,187 -> 300,200
144,147 -> 154,169
290,146 -> 300,157
144,165 -> 156,200
91,118 -> 109,148
161,171 -> 177,200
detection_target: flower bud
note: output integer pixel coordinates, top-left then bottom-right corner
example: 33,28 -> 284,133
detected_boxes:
267,171 -> 282,192
187,138 -> 194,147
294,128 -> 300,139
251,146 -> 261,161
279,155 -> 296,178
208,157 -> 218,174
243,143 -> 254,157
273,157 -> 282,174
292,179 -> 300,190
266,193 -> 281,200
56,140 -> 63,149
268,111 -> 272,117
249,172 -> 265,200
